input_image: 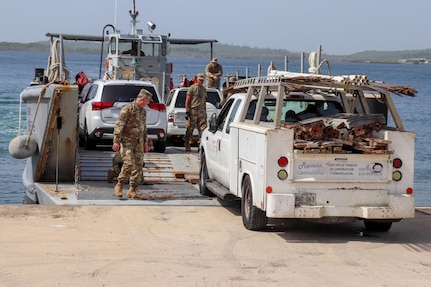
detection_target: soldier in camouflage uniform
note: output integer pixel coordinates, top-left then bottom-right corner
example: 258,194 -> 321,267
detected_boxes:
205,58 -> 223,89
112,89 -> 152,198
184,73 -> 207,152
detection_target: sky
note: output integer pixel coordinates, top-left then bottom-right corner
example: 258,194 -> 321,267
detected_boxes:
1,0 -> 430,55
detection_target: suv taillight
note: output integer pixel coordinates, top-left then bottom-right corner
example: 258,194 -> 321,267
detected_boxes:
92,102 -> 115,110
149,103 -> 166,112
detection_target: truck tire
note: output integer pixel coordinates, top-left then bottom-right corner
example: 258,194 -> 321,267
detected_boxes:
364,220 -> 393,232
241,175 -> 267,231
199,151 -> 214,196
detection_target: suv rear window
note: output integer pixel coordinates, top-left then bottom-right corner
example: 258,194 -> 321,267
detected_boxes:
101,85 -> 158,103
207,91 -> 221,106
174,91 -> 187,108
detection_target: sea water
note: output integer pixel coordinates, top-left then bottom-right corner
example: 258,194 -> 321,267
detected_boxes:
0,50 -> 430,205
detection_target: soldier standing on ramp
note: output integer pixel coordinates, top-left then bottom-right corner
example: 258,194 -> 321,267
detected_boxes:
112,89 -> 152,199
184,73 -> 207,152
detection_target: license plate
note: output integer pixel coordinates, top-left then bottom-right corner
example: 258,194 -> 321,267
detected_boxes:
295,193 -> 316,206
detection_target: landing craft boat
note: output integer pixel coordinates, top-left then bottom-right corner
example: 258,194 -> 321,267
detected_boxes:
8,1 -> 218,205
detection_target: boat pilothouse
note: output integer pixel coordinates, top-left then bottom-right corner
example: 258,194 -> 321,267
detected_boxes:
46,0 -> 217,100
103,6 -> 171,97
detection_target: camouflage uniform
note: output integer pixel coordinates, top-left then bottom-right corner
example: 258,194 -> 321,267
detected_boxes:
184,83 -> 207,143
113,101 -> 147,187
109,151 -> 145,184
221,76 -> 237,105
205,60 -> 223,89
111,152 -> 122,174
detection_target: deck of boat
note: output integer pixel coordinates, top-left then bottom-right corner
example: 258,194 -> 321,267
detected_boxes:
36,146 -> 224,206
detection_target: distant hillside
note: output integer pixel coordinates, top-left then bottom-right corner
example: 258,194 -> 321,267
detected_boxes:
331,49 -> 431,63
1,41 -> 430,63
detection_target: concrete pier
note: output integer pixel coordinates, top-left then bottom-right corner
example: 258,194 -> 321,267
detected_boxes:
0,205 -> 430,286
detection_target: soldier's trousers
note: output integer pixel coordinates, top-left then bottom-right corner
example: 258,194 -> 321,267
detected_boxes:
117,143 -> 144,187
184,108 -> 207,142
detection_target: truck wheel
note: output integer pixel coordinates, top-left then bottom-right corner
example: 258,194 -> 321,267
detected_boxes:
364,220 -> 393,232
241,175 -> 267,231
199,151 -> 214,196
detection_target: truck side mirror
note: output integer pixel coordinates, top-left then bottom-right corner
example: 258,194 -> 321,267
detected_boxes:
208,113 -> 218,133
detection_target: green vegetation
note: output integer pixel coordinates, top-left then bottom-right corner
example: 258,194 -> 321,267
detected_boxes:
1,41 -> 430,63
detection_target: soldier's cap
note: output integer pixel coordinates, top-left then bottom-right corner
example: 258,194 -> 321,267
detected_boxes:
137,89 -> 152,100
197,73 -> 205,80
229,76 -> 237,83
211,58 -> 218,63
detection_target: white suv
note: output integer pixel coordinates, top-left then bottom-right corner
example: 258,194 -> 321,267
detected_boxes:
78,79 -> 167,152
165,87 -> 222,143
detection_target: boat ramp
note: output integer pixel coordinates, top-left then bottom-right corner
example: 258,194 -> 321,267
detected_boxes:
34,146 -> 220,205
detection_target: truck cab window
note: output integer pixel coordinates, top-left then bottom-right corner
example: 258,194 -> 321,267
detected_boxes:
225,100 -> 241,134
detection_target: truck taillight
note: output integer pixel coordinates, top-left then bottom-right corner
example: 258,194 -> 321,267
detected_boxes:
392,171 -> 402,181
392,157 -> 403,181
277,156 -> 288,180
278,156 -> 288,167
393,158 -> 402,168
277,169 -> 288,180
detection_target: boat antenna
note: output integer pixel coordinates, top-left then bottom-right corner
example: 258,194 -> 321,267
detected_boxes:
114,0 -> 118,29
129,0 -> 139,35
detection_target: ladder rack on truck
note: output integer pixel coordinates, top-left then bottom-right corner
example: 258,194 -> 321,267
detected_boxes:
234,72 -> 416,131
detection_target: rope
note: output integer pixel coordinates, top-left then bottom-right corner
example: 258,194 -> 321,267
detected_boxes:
47,39 -> 70,83
25,82 -> 54,147
308,52 -> 319,74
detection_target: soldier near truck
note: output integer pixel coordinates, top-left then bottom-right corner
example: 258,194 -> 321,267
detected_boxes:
205,58 -> 223,89
112,89 -> 153,199
184,73 -> 207,152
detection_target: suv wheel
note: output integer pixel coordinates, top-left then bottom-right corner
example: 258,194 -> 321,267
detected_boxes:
84,123 -> 96,150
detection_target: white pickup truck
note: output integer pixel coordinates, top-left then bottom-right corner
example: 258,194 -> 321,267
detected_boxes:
199,71 -> 417,231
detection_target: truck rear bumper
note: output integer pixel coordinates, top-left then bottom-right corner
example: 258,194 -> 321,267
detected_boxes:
266,194 -> 415,219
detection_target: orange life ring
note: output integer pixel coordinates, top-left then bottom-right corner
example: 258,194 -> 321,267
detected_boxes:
105,58 -> 109,69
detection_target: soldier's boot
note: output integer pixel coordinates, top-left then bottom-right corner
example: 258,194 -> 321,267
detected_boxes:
126,186 -> 141,199
107,170 -> 118,183
114,181 -> 124,197
185,141 -> 191,152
